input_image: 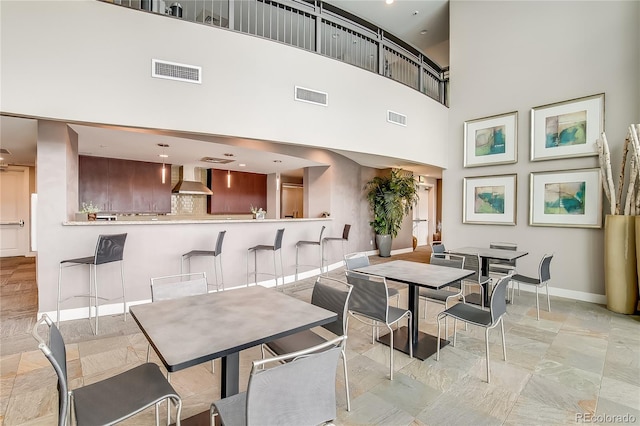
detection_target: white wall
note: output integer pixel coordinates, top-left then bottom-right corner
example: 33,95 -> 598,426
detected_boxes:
446,0 -> 640,300
1,0 -> 449,170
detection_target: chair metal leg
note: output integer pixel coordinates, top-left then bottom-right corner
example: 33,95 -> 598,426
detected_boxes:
407,313 -> 413,359
279,249 -> 284,289
535,286 -> 540,320
436,315 -> 442,361
57,265 -> 63,326
388,324 -> 394,380
341,349 -> 351,411
93,265 -> 99,335
546,283 -> 551,312
453,318 -> 457,346
120,261 -> 127,321
485,328 -> 491,383
295,245 -> 300,281
500,318 -> 506,361
219,254 -> 224,291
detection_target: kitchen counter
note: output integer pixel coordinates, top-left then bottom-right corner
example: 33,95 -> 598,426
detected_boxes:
63,216 -> 330,225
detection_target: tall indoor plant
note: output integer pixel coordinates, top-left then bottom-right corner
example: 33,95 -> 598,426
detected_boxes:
365,169 -> 419,257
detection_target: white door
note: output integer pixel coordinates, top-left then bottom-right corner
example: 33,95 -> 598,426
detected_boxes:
0,166 -> 29,257
412,185 -> 430,246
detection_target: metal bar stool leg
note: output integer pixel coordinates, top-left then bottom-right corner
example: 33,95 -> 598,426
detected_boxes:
57,265 -> 63,326
295,245 -> 300,281
93,265 -> 99,335
120,261 -> 127,321
279,249 -> 284,288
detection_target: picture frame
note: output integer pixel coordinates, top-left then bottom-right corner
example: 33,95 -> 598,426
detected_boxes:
530,93 -> 604,161
463,174 -> 517,225
463,111 -> 518,167
529,168 -> 602,228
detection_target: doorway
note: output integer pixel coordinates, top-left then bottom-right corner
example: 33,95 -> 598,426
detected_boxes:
413,184 -> 431,247
0,166 -> 30,257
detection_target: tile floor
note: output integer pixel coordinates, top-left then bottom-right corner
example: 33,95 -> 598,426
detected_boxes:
1,250 -> 639,425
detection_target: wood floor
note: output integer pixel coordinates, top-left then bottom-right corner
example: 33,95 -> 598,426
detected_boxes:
0,256 -> 37,338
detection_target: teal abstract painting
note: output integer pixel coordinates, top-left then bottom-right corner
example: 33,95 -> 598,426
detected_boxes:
544,181 -> 585,215
475,125 -> 506,156
545,111 -> 587,148
474,186 -> 505,214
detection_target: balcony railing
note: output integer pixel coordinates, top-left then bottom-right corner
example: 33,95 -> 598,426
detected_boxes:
106,0 -> 448,105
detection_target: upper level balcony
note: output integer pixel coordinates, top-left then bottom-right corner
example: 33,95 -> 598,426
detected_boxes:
106,0 -> 449,106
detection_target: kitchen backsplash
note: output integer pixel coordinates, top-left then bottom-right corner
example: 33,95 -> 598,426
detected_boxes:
171,166 -> 208,215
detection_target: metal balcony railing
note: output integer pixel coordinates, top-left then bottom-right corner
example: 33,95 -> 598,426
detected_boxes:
105,0 -> 448,105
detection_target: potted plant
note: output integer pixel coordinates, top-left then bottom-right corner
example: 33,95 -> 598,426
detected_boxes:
250,205 -> 266,220
365,169 -> 419,257
79,201 -> 100,221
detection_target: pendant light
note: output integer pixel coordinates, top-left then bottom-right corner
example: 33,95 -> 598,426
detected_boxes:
158,143 -> 169,184
227,170 -> 231,188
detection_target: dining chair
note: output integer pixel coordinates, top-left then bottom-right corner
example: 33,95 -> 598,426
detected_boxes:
294,225 -> 325,281
57,233 -> 128,335
321,224 -> 351,273
419,253 -> 466,336
511,253 -> 554,320
211,336 -> 346,426
247,228 -> 285,289
449,251 -> 491,309
436,273 -> 513,384
431,242 -> 447,259
262,275 -> 352,411
344,252 -> 400,306
487,242 -> 518,276
33,314 -> 182,426
345,270 -> 412,380
180,230 -> 226,292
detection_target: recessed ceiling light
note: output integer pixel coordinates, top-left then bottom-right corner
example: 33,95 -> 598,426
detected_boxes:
273,160 -> 282,163
385,0 -> 394,4
223,153 -> 235,157
159,154 -> 169,158
420,30 -> 428,35
157,143 -> 170,148
412,10 -> 419,16
239,163 -> 246,167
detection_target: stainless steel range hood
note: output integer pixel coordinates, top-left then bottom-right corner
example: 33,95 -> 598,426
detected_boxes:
172,165 -> 213,195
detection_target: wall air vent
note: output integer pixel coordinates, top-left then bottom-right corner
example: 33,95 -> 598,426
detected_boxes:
295,86 -> 328,107
387,110 -> 407,127
152,59 -> 202,84
200,157 -> 235,164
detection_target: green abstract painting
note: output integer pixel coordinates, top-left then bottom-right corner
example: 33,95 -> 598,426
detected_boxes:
544,181 -> 585,215
545,111 -> 587,148
475,125 -> 506,157
474,186 -> 505,214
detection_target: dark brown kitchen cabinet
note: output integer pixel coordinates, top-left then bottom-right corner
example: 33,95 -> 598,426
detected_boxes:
207,169 -> 267,214
79,156 -> 171,214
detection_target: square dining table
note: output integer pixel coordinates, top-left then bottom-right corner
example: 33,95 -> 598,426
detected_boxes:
354,260 -> 474,360
129,285 -> 336,399
449,246 -> 528,305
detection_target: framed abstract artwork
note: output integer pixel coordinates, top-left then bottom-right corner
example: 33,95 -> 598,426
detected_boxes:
529,168 -> 602,228
463,174 -> 517,225
530,93 -> 604,161
463,111 -> 518,167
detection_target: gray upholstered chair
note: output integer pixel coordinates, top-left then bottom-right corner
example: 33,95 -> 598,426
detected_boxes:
431,242 -> 446,258
321,224 -> 351,273
181,230 -> 226,291
57,233 -> 128,335
247,228 -> 285,289
450,251 -> 492,309
420,253 -> 466,336
294,225 -> 325,281
344,252 -> 400,306
33,314 -> 182,426
436,273 -> 513,384
262,275 -> 352,411
511,253 -> 554,320
211,336 -> 346,426
345,270 -> 412,380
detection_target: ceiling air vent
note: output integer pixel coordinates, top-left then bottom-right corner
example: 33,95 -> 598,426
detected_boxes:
295,86 -> 328,107
200,157 -> 235,164
387,110 -> 407,127
152,59 -> 202,84
0,148 -> 11,155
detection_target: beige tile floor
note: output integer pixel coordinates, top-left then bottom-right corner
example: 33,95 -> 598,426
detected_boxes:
1,252 -> 639,425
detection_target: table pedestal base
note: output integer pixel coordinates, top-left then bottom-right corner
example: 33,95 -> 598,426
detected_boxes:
377,326 -> 449,361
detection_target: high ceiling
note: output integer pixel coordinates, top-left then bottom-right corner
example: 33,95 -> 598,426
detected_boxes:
0,1 -> 448,178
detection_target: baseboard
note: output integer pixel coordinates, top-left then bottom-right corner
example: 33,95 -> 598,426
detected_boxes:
512,283 -> 606,304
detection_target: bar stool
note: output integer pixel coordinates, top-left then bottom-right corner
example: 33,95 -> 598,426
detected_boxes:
294,226 -> 325,281
247,228 -> 285,289
321,224 -> 351,273
181,230 -> 226,292
57,233 -> 127,335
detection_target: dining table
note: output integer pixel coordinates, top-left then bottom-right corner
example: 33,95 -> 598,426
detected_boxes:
354,260 -> 474,360
449,246 -> 528,305
129,285 -> 336,400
